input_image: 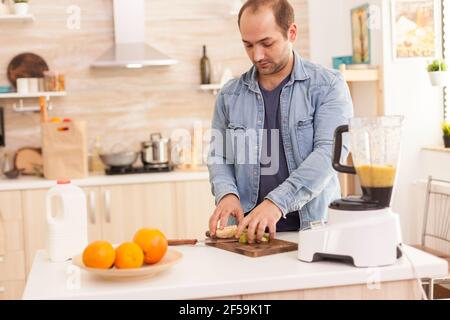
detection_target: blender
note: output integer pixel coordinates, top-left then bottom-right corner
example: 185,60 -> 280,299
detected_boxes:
298,116 -> 404,267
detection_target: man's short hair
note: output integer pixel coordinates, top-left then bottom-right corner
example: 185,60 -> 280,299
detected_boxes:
238,0 -> 295,38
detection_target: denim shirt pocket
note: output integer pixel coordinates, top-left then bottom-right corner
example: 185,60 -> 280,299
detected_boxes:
228,123 -> 247,131
227,123 -> 250,165
295,118 -> 314,161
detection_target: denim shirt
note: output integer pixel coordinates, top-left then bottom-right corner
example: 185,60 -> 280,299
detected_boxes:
207,51 -> 353,230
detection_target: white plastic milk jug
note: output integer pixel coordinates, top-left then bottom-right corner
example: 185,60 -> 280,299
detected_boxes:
46,180 -> 88,262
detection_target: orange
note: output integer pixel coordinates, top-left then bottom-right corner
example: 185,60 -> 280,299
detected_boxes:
82,240 -> 115,269
133,228 -> 168,264
114,242 -> 144,269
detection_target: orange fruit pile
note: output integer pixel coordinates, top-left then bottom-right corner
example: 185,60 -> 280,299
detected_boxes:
82,228 -> 168,269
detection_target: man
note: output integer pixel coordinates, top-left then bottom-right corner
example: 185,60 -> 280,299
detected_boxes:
207,0 -> 353,244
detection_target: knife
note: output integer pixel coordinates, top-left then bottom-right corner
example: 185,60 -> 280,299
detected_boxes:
168,237 -> 239,246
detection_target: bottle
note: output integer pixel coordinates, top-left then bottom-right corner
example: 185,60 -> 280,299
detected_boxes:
46,180 -> 88,262
89,136 -> 105,173
200,45 -> 211,85
1,153 -> 12,174
39,96 -> 48,123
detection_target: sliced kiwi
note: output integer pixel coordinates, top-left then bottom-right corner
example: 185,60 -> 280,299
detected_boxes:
238,230 -> 270,244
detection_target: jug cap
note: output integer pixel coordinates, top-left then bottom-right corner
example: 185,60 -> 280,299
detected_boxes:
57,179 -> 71,185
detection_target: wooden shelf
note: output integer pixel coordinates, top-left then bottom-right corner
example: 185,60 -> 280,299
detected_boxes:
341,69 -> 379,82
0,14 -> 34,22
0,91 -> 66,99
0,91 -> 66,112
200,84 -> 222,95
422,147 -> 450,154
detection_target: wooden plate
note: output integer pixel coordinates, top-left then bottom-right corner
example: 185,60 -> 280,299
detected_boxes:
7,53 -> 49,88
72,249 -> 182,280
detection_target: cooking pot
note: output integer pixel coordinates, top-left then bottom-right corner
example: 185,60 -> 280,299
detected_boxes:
99,151 -> 138,168
141,133 -> 170,165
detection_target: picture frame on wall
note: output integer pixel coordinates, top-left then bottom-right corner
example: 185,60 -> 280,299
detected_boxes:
391,0 -> 438,59
351,4 -> 371,64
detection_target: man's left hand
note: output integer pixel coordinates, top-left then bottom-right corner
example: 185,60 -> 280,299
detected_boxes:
235,200 -> 283,244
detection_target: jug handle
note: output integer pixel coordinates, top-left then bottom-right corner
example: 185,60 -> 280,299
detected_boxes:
46,191 -> 65,225
332,125 -> 356,174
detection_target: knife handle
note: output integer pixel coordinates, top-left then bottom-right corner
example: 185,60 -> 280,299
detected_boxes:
168,239 -> 198,246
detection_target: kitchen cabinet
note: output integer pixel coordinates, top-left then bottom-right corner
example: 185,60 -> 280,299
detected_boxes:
99,182 -> 178,244
83,186 -> 103,242
0,191 -> 26,300
0,281 -> 26,300
21,179 -> 215,274
0,176 -> 216,300
175,180 -> 215,239
22,187 -> 101,274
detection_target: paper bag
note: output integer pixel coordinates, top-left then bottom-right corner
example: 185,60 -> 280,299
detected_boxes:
41,121 -> 88,179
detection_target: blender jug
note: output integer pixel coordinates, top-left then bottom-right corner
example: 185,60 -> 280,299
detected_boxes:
332,116 -> 404,210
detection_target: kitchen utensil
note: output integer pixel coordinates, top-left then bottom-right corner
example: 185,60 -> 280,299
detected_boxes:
205,239 -> 298,257
299,116 -> 404,267
0,86 -> 12,93
141,133 -> 170,165
28,78 -> 39,93
16,78 -> 28,94
43,71 -> 65,92
99,151 -> 138,168
3,168 -> 24,179
72,249 -> 182,280
46,181 -> 88,262
14,147 -> 43,176
167,237 -> 239,246
1,153 -> 12,173
7,53 -> 49,89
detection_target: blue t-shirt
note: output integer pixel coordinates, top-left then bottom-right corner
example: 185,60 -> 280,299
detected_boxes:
254,75 -> 300,232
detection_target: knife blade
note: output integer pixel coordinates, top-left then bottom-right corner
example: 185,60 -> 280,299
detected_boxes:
168,237 -> 239,246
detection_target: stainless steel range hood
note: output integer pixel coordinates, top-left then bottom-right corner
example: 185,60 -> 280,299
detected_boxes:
91,0 -> 177,68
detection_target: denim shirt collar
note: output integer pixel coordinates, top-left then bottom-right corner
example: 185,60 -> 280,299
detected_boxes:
243,50 -> 310,93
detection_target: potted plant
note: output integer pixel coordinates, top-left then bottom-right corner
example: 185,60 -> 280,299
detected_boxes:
443,121 -> 450,148
427,59 -> 449,87
13,0 -> 28,16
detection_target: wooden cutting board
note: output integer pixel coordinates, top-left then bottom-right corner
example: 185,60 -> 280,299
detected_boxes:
7,53 -> 49,88
206,239 -> 298,258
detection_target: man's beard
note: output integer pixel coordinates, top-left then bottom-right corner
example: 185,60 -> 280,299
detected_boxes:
255,50 -> 291,76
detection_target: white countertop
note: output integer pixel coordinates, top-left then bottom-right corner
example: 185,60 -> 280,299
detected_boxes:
22,233 -> 448,300
0,169 -> 209,191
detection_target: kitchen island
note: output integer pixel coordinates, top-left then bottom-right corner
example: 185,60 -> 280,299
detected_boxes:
22,233 -> 448,300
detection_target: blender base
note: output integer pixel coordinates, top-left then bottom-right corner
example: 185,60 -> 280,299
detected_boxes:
298,208 -> 402,267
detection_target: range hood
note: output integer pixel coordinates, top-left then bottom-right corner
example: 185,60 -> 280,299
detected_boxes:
91,0 -> 177,68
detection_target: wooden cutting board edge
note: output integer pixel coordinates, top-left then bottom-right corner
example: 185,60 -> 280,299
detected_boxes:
205,239 -> 298,258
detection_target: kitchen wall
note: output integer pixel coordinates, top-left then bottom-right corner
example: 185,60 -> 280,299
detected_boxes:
0,0 -> 309,156
309,0 -> 445,244
380,0 -> 444,244
309,0 -> 383,117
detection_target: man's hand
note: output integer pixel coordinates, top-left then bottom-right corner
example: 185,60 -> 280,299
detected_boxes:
236,200 -> 282,244
209,194 -> 244,237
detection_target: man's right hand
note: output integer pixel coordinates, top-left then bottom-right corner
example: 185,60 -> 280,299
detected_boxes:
209,194 -> 244,237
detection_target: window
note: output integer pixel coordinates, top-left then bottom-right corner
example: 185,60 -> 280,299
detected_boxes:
443,0 -> 449,121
